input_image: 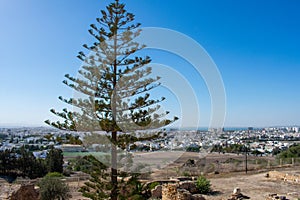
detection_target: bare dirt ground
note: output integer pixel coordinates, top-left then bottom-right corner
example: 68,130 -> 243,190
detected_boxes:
206,170 -> 300,200
147,152 -> 300,200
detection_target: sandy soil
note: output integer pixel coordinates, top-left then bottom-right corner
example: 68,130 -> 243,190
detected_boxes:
206,171 -> 300,200
146,152 -> 300,200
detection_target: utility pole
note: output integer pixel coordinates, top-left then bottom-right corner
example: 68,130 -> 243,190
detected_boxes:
245,144 -> 248,174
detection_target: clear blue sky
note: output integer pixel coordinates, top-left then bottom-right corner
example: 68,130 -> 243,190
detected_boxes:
0,0 -> 300,127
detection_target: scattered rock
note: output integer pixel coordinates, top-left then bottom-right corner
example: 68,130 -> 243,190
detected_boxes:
265,193 -> 289,200
192,194 -> 206,200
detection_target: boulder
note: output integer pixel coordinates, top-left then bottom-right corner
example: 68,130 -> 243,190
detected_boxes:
233,187 -> 241,195
265,193 -> 288,200
10,184 -> 39,200
227,187 -> 250,200
177,189 -> 192,200
179,181 -> 198,194
151,185 -> 162,199
192,194 -> 206,200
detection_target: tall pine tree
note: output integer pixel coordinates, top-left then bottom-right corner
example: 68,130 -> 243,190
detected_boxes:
46,0 -> 177,199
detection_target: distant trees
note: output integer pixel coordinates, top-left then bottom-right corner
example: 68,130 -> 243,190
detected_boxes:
277,144 -> 300,158
211,144 -> 248,154
0,148 -> 47,179
17,147 -> 47,179
186,145 -> 201,152
0,146 -> 63,179
46,147 -> 64,173
0,149 -> 17,174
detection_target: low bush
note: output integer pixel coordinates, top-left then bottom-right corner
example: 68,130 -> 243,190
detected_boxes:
195,175 -> 211,194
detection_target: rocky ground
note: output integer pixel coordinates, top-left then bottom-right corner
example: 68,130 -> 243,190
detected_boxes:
1,152 -> 299,199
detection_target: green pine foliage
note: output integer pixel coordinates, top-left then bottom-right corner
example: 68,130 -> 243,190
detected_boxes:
78,155 -> 112,200
45,0 -> 177,133
45,0 -> 177,199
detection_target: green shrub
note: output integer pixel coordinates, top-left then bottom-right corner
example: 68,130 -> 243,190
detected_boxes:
45,172 -> 64,178
38,174 -> 71,200
148,182 -> 160,190
195,175 -> 211,194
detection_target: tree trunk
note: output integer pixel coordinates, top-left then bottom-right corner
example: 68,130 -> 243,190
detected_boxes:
111,131 -> 118,200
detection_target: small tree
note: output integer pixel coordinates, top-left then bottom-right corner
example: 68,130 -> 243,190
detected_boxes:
195,175 -> 211,194
38,172 -> 71,200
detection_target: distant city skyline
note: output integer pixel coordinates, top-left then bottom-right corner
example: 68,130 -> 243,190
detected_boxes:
1,0 -> 300,127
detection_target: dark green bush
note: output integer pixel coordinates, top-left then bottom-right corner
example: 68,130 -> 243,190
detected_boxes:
38,173 -> 71,200
195,175 -> 211,194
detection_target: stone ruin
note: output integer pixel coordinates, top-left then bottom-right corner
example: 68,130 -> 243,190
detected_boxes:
158,183 -> 206,200
265,193 -> 288,200
10,184 -> 39,200
267,171 -> 299,184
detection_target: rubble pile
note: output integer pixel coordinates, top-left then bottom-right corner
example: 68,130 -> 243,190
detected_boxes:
162,184 -> 178,200
161,183 -> 206,200
0,183 -> 20,200
268,171 -> 299,184
10,184 -> 39,200
265,193 -> 288,200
